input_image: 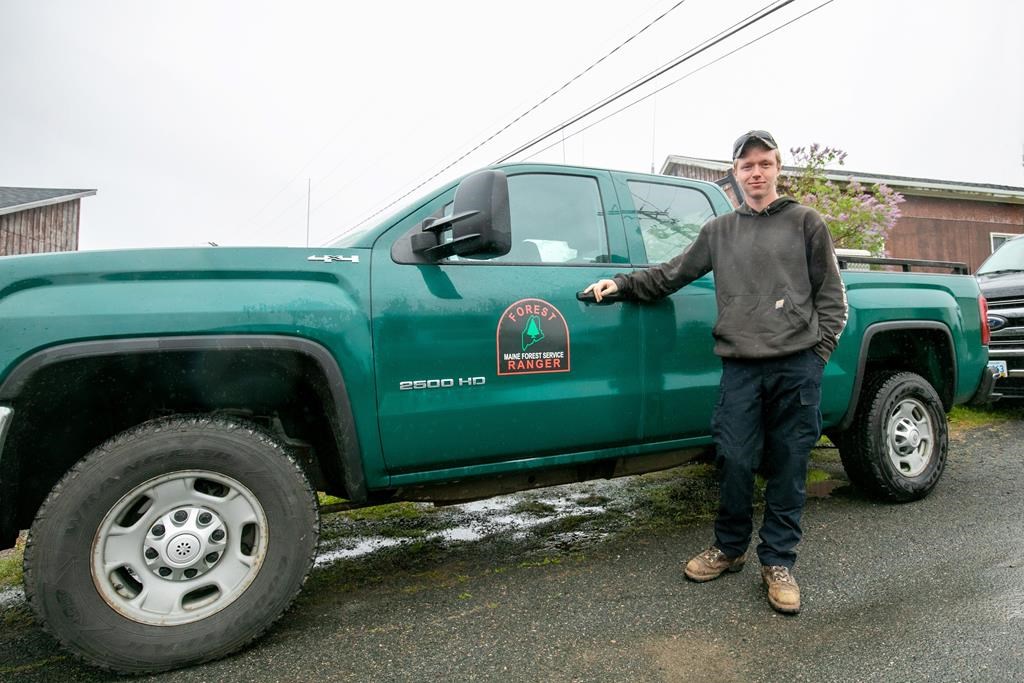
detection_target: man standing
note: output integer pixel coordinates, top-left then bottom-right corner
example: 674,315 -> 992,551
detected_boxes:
584,130 -> 848,614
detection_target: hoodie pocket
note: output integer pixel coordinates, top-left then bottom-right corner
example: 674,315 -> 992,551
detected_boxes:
781,288 -> 813,331
715,292 -> 810,340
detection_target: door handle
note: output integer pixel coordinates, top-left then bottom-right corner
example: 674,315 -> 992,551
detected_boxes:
576,290 -> 624,305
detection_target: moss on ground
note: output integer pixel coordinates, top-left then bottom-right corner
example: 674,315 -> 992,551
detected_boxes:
317,492 -> 347,506
0,546 -> 24,589
340,501 -> 428,522
806,467 -> 832,483
810,446 -> 841,464
574,494 -> 611,506
511,500 -> 557,515
316,501 -> 445,542
630,463 -> 721,530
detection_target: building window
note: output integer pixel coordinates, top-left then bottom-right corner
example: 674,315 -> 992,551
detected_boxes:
991,232 -> 1019,253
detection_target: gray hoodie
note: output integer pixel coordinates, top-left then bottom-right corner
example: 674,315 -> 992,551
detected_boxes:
613,197 -> 848,361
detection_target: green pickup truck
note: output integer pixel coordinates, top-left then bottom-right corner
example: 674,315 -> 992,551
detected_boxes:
0,163 -> 992,672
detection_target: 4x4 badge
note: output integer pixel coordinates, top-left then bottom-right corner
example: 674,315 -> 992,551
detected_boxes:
307,255 -> 359,263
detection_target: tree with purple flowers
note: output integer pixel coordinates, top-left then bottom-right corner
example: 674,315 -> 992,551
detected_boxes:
779,144 -> 904,256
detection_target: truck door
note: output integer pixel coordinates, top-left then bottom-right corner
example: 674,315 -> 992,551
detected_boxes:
372,167 -> 642,475
614,174 -> 731,442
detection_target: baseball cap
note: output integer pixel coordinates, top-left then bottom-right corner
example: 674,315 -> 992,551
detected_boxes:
732,130 -> 778,161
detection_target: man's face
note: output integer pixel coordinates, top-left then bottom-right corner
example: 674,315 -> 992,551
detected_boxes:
734,146 -> 780,206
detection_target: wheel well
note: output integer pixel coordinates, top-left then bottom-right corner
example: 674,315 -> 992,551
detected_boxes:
861,327 -> 954,409
3,348 -> 349,535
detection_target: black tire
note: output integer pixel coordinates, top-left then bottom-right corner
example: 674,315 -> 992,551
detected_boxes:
836,371 -> 948,502
24,415 -> 319,674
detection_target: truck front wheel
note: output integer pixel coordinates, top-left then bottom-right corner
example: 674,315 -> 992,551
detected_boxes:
24,416 -> 319,673
836,371 -> 948,502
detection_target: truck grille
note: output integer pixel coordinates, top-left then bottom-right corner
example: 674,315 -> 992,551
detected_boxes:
986,297 -> 1024,394
987,297 -> 1024,351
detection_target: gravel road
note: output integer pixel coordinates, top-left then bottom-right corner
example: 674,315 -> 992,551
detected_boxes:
1,419 -> 1022,682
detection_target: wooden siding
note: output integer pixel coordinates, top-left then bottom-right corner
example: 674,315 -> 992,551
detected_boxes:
664,162 -> 742,206
0,200 -> 80,256
887,196 -> 1024,272
664,162 -> 1024,272
668,164 -> 728,184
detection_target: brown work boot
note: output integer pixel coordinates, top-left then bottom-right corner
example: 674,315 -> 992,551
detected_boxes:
683,546 -> 747,582
761,565 -> 801,614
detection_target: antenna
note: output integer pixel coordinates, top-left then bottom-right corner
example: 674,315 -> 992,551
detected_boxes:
650,95 -> 658,174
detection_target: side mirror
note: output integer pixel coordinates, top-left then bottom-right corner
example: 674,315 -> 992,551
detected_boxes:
411,170 -> 511,260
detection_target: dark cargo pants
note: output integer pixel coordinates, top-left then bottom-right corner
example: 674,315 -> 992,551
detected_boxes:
711,348 -> 825,568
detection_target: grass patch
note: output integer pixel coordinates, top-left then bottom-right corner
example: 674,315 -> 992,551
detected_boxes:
0,547 -> 24,589
574,494 -> 611,506
541,514 -> 589,534
339,501 -> 428,522
3,606 -> 34,627
684,462 -> 716,479
631,464 -> 721,530
948,404 -> 1024,433
810,447 -> 841,464
511,500 -> 557,515
0,656 -> 67,676
317,492 -> 347,506
518,556 -> 562,568
319,500 -> 450,543
806,468 -> 832,483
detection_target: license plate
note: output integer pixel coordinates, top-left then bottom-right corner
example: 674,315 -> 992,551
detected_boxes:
988,360 -> 1008,379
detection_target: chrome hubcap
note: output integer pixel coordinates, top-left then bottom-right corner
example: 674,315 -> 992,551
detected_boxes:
886,398 -> 934,477
144,506 -> 227,580
92,470 -> 268,626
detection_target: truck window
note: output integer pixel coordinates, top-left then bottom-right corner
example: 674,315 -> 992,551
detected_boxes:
494,173 -> 609,264
627,181 -> 715,264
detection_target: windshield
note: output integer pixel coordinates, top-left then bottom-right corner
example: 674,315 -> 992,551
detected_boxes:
977,237 -> 1024,275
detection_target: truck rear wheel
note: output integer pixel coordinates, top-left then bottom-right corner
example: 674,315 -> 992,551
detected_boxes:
24,416 -> 319,673
836,371 -> 948,502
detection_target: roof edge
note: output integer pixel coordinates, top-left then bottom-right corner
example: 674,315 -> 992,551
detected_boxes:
0,190 -> 97,217
661,155 -> 1024,204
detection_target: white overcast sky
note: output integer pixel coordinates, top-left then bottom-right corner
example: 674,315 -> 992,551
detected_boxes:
1,0 -> 1022,250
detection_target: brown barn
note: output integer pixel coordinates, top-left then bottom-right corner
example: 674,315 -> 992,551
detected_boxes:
0,187 -> 96,256
661,155 -> 1024,272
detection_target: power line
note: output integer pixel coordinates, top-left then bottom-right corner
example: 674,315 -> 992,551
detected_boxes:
242,190 -> 309,242
234,115 -> 357,235
522,0 -> 838,163
321,0 -> 694,244
494,0 -> 797,164
243,113 -> 444,242
444,0 -> 692,172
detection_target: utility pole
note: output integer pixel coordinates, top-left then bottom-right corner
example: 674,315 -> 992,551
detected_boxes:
305,178 -> 311,248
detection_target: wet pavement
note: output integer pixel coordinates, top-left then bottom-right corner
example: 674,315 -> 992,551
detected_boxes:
1,419 -> 1023,682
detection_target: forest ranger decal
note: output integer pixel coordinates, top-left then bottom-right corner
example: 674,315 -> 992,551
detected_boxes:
496,298 -> 570,376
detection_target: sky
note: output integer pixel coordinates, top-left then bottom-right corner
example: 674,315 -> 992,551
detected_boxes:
1,0 -> 1021,251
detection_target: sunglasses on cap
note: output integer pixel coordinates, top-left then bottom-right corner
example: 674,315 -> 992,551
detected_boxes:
732,130 -> 778,161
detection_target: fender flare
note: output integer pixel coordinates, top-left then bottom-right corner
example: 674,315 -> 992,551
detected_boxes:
837,321 -> 956,431
0,334 -> 367,502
